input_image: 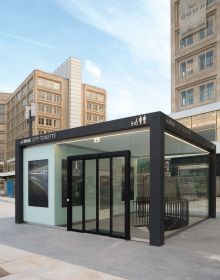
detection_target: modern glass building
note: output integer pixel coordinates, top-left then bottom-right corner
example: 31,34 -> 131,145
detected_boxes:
15,112 -> 216,246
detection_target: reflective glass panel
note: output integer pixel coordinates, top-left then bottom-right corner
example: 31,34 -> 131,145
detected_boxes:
85,159 -> 96,232
164,133 -> 209,238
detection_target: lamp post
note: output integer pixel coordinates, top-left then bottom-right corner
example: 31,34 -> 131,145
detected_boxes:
25,103 -> 36,137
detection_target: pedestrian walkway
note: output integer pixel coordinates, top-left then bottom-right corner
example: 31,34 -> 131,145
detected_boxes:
0,198 -> 126,280
0,197 -> 220,279
0,244 -> 125,280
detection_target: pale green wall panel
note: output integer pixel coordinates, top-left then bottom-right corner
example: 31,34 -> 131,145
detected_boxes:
23,144 -> 55,225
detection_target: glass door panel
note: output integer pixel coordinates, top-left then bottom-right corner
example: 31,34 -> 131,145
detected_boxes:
71,160 -> 83,231
85,159 -> 96,232
112,157 -> 125,237
99,158 -> 110,234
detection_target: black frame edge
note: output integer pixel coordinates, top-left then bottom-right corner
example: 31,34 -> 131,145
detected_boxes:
15,140 -> 23,223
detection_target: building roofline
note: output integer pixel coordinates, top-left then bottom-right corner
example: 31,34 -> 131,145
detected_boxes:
82,83 -> 107,92
53,56 -> 82,73
16,111 -> 215,152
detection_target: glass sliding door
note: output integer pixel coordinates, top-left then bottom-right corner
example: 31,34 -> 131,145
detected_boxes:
71,160 -> 83,231
99,158 -> 110,234
112,157 -> 125,237
85,159 -> 96,232
67,151 -> 130,239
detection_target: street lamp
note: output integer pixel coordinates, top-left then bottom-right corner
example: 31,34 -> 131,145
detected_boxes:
25,103 -> 36,137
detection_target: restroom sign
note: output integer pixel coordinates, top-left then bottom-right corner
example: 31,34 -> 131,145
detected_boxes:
131,115 -> 147,127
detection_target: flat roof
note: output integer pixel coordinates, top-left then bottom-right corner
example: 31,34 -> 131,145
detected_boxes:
16,111 -> 215,153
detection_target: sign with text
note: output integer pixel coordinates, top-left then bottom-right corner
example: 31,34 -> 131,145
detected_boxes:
20,132 -> 57,145
179,0 -> 206,38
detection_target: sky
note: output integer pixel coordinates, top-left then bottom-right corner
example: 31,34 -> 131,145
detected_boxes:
0,0 -> 171,120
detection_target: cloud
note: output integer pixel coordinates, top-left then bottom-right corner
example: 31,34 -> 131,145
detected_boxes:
58,0 -> 170,66
85,59 -> 102,80
0,31 -> 53,48
57,0 -> 171,117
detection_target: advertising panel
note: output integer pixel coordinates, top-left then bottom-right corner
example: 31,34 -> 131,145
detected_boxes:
28,159 -> 48,207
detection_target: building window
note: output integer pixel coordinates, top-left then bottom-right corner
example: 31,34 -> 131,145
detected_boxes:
38,103 -> 44,112
53,119 -> 61,128
28,91 -> 34,102
93,104 -> 97,111
199,50 -> 213,70
46,105 -> 52,114
38,117 -> 44,125
38,78 -> 61,92
46,93 -> 52,101
180,34 -> 193,48
179,58 -> 194,78
46,119 -> 52,126
87,102 -> 92,110
38,91 -> 45,99
99,116 -> 104,122
54,106 -> 61,116
98,105 -> 104,112
97,94 -> 104,102
22,98 -> 27,107
93,115 -> 97,122
54,94 -> 61,103
38,130 -> 44,135
0,105 -> 5,113
200,82 -> 214,102
21,86 -> 27,96
207,0 -> 215,6
53,82 -> 61,91
199,16 -> 214,40
181,89 -> 194,106
17,91 -> 21,101
0,115 -> 5,122
87,92 -> 95,100
87,114 -> 92,121
28,78 -> 33,90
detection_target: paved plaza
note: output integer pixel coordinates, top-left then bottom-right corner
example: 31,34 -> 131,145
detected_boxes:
0,197 -> 220,279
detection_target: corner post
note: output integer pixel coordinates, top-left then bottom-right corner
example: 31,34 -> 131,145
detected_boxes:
209,149 -> 216,218
149,113 -> 165,246
15,140 -> 23,223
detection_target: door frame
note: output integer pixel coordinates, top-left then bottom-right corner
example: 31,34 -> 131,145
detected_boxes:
67,150 -> 131,240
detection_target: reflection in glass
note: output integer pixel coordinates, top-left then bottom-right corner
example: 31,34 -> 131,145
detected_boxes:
112,157 -> 125,237
72,160 -> 83,230
85,160 -> 96,232
58,128 -> 150,240
164,133 -> 209,237
99,158 -> 110,234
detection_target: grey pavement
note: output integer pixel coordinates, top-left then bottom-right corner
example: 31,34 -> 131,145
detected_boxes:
0,197 -> 220,279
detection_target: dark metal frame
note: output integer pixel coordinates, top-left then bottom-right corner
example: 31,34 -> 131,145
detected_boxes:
66,150 -> 130,240
15,111 -> 216,246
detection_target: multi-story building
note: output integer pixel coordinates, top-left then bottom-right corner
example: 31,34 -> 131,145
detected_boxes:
0,57 -> 107,184
0,93 -> 12,173
81,84 -> 106,125
6,70 -> 69,173
170,0 -> 220,194
171,0 -> 220,142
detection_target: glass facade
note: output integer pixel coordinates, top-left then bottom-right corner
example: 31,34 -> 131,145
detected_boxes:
58,128 -> 150,241
164,133 -> 209,238
16,112 -> 216,246
177,111 -> 218,142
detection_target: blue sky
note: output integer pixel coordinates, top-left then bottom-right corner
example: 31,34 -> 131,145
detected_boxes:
0,0 -> 171,120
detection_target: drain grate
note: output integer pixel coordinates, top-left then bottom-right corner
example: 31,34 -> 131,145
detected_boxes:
0,267 -> 10,278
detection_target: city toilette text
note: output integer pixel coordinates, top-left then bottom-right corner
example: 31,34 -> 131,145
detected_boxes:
20,133 -> 56,144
